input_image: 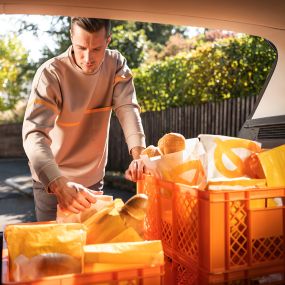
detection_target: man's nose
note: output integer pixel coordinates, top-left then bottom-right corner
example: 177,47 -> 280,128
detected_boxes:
84,51 -> 92,63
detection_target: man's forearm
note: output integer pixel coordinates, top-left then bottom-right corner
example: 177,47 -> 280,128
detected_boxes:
130,146 -> 145,160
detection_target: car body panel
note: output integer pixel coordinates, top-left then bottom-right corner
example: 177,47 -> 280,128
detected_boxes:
1,0 -> 285,145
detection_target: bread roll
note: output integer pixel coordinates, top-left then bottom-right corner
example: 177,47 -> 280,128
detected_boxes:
141,145 -> 162,157
244,152 -> 265,179
13,253 -> 81,281
157,137 -> 165,155
36,253 -> 81,276
158,133 -> 186,154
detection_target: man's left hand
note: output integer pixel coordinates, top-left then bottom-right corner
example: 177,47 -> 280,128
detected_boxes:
125,159 -> 145,182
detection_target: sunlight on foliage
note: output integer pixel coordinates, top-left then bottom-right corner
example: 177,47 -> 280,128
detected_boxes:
134,35 -> 276,112
0,34 -> 30,111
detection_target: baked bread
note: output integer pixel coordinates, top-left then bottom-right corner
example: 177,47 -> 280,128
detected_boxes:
36,253 -> 81,276
244,152 -> 265,179
13,253 -> 81,281
141,145 -> 162,157
158,133 -> 186,154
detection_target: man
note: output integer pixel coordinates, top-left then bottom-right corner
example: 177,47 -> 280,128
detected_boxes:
22,17 -> 146,221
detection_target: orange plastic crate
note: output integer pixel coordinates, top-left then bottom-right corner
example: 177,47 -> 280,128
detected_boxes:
1,235 -> 164,285
164,253 -> 285,285
137,174 -> 285,276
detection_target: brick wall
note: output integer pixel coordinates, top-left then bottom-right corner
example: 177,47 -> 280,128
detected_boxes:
0,123 -> 26,158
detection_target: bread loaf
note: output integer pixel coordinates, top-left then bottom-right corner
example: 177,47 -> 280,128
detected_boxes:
158,133 -> 186,154
13,253 -> 81,281
141,145 -> 162,157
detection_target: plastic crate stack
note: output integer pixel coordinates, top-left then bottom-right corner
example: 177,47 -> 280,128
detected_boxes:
138,174 -> 285,285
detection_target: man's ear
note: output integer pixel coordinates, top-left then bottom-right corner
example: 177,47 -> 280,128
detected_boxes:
106,34 -> 112,46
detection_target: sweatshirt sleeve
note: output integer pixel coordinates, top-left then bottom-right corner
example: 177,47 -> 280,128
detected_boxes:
22,65 -> 62,187
112,53 -> 146,152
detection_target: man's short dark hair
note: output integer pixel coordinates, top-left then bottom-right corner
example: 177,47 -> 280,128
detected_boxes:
71,17 -> 111,37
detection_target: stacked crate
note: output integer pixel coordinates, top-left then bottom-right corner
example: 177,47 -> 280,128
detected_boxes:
138,174 -> 285,284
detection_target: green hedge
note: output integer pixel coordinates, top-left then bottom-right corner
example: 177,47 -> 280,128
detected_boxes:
134,35 -> 276,112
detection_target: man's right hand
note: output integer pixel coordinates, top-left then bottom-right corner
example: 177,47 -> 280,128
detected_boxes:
48,176 -> 102,214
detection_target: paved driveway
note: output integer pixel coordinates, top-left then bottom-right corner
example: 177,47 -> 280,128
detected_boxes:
0,159 -> 35,232
0,158 -> 134,232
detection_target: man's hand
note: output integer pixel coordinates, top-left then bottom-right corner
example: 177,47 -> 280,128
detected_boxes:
48,176 -> 103,213
125,159 -> 145,182
124,146 -> 146,182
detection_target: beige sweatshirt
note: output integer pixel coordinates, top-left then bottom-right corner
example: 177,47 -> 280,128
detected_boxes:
22,46 -> 145,188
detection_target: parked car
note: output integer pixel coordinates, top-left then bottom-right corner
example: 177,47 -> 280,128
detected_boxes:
1,0 -> 284,148
1,0 -> 285,284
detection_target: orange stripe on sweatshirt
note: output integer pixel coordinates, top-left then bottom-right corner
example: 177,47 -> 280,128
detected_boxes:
32,98 -> 59,114
57,106 -> 112,127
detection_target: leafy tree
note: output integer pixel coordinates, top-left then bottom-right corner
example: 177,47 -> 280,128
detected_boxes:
134,22 -> 187,45
147,29 -> 235,62
108,22 -> 148,68
17,16 -> 186,69
134,35 -> 276,112
0,34 -> 31,111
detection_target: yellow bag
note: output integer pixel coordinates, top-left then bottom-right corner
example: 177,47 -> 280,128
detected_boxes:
84,240 -> 164,273
207,178 -> 267,190
84,240 -> 164,285
109,227 -> 143,243
258,144 -> 285,187
4,222 -> 86,281
84,199 -> 143,244
207,178 -> 268,208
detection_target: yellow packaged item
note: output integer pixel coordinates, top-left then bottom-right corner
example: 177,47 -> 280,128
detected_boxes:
258,144 -> 285,187
109,227 -> 143,242
4,222 -> 86,281
207,178 -> 267,190
84,240 -> 164,272
84,198 -> 142,244
84,208 -> 126,244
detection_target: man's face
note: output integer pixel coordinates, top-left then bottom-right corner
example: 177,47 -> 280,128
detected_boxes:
71,24 -> 111,73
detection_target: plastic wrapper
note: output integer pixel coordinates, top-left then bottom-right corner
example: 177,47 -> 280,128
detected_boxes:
13,253 -> 81,281
141,138 -> 206,188
258,144 -> 285,187
109,227 -> 143,242
4,222 -> 86,281
198,134 -> 262,180
83,240 -> 164,273
56,195 -> 113,223
84,199 -> 144,244
207,178 -> 267,190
